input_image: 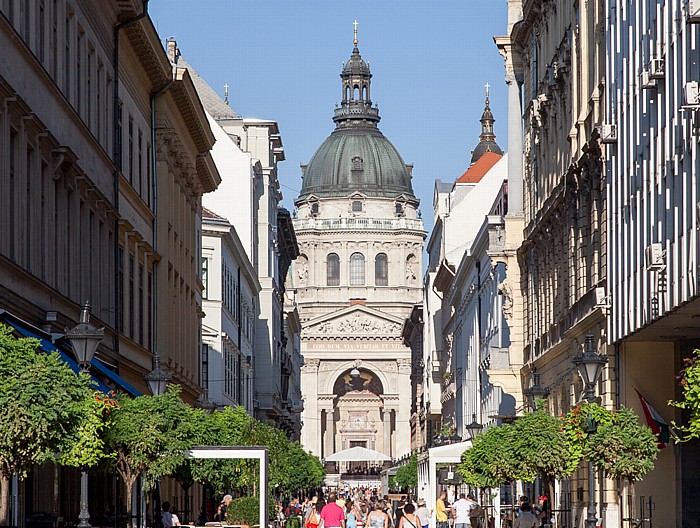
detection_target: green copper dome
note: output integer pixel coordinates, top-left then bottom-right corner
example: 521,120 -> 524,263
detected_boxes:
297,41 -> 415,202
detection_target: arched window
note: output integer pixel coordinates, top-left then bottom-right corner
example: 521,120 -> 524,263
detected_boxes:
362,85 -> 368,100
375,253 -> 388,286
353,85 -> 360,100
327,253 -> 340,286
349,252 -> 365,285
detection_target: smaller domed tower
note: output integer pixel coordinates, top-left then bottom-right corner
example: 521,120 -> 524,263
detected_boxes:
470,84 -> 503,164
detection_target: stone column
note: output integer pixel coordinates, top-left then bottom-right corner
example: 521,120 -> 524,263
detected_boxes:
323,406 -> 335,458
382,406 -> 392,458
300,359 -> 320,456
396,359 -> 413,457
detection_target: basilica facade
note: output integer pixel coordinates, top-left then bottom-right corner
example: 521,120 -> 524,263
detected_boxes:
293,33 -> 425,463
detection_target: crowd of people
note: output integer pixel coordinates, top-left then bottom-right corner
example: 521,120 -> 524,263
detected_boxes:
195,488 -> 551,528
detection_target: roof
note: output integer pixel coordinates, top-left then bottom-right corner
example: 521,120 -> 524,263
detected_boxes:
176,56 -> 241,121
202,207 -> 225,220
457,151 -> 503,184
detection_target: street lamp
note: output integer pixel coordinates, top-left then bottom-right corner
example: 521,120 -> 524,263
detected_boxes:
523,368 -> 550,411
464,414 -> 482,440
144,353 -> 172,396
65,302 -> 104,528
195,388 -> 217,414
572,332 -> 608,528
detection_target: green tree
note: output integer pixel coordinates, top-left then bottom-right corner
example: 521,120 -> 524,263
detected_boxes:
584,407 -> 657,515
511,402 -> 575,502
669,348 -> 700,440
458,424 -> 528,490
189,406 -> 252,494
0,326 -> 94,523
104,385 -> 199,528
395,454 -> 418,491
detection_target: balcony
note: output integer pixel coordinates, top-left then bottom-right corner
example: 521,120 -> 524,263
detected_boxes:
293,217 -> 424,232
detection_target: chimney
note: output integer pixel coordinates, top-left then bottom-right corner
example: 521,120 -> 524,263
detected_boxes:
167,38 -> 178,63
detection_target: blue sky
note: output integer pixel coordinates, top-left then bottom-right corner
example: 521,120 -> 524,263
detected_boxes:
149,1 -> 508,231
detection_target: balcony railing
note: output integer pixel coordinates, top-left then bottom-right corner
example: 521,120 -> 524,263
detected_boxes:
294,217 -> 424,232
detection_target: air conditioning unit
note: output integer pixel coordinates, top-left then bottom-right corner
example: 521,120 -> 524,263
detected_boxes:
640,70 -> 656,89
687,0 -> 700,23
645,243 -> 666,271
595,287 -> 610,309
600,123 -> 618,143
684,81 -> 700,106
649,58 -> 665,79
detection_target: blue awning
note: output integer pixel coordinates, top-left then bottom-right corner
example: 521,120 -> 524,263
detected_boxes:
1,311 -> 141,396
91,357 -> 141,397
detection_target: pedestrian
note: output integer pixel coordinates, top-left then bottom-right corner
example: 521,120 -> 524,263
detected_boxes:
367,501 -> 389,528
451,494 -> 471,528
215,494 -> 233,522
435,491 -> 451,528
346,500 -> 362,528
321,492 -> 346,528
305,498 -> 322,528
397,503 -> 419,528
162,502 -> 180,528
513,503 -> 538,528
415,500 -> 430,528
465,494 -> 482,528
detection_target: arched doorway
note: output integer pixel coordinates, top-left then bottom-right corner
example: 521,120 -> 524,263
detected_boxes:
323,368 -> 392,477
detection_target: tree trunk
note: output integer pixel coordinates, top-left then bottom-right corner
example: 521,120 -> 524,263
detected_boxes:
628,479 -> 637,522
124,476 -> 137,528
0,475 -> 9,526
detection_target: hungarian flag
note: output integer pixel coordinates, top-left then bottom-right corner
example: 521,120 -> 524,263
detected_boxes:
635,388 -> 670,448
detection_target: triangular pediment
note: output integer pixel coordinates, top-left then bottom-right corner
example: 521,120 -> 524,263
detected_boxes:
304,305 -> 404,336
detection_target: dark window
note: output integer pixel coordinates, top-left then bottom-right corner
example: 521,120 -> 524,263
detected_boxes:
138,130 -> 143,196
128,116 -> 134,184
352,156 -> 364,171
138,263 -> 144,345
395,202 -> 404,216
327,253 -> 340,286
146,143 -> 152,207
117,245 -> 124,332
129,254 -> 134,339
352,200 -> 363,212
114,99 -> 123,170
202,257 -> 209,299
147,271 -> 153,349
375,253 -> 388,286
311,202 -> 319,215
350,252 -> 365,286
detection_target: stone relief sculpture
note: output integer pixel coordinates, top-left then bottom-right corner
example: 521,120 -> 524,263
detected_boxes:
296,254 -> 309,285
498,280 -> 514,320
315,313 -> 401,334
405,254 -> 417,283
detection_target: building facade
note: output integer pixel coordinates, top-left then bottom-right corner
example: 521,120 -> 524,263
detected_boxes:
294,34 -> 425,466
497,0 -> 615,525
175,42 -> 302,435
0,1 -> 218,524
201,208 -> 259,413
606,1 -> 700,525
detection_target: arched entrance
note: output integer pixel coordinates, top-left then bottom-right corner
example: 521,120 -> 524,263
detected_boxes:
324,367 -> 391,477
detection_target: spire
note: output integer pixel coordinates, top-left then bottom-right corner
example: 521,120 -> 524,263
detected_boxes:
333,23 -> 380,128
470,84 -> 503,164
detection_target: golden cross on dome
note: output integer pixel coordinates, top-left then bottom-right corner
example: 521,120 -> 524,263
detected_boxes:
353,20 -> 359,46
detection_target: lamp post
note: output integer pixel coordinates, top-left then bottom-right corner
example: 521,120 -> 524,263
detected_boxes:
65,302 -> 104,528
144,352 -> 172,528
523,368 -> 550,411
143,352 -> 172,396
572,333 -> 608,528
465,413 -> 483,440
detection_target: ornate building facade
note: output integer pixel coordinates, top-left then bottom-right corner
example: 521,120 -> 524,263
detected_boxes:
293,32 -> 425,463
497,0 -> 614,525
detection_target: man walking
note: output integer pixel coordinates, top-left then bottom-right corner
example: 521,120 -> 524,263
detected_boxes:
435,491 -> 451,528
321,492 -> 346,528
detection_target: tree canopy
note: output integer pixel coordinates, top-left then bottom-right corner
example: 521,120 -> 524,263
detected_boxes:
395,454 -> 418,490
0,325 -> 95,479
669,348 -> 700,441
